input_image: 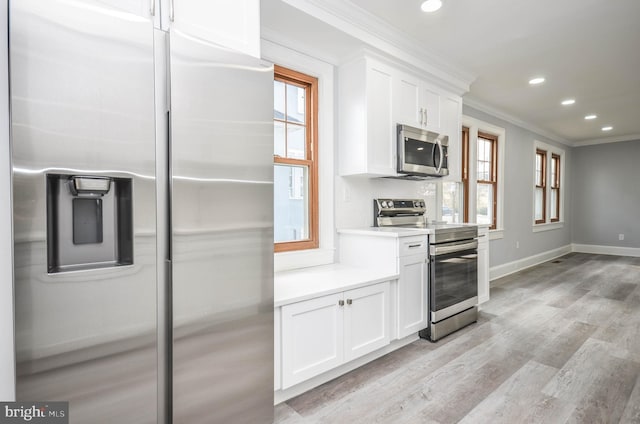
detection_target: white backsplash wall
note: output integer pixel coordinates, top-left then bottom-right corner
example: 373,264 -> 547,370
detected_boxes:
335,176 -> 437,229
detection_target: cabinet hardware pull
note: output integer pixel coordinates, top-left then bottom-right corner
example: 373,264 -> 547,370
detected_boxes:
338,300 -> 344,306
346,299 -> 352,305
424,108 -> 428,125
408,244 -> 421,248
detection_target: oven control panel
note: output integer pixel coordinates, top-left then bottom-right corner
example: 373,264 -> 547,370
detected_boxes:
374,198 -> 426,215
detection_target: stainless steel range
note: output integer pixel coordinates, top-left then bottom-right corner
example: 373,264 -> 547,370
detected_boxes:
374,199 -> 478,341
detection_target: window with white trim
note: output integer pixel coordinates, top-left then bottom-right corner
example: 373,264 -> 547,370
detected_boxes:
454,117 -> 505,236
273,65 -> 318,252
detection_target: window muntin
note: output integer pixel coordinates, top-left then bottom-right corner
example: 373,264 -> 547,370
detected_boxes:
273,65 -> 318,252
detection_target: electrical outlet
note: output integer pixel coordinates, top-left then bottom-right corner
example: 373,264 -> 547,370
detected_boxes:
619,234 -> 625,241
516,241 -> 520,249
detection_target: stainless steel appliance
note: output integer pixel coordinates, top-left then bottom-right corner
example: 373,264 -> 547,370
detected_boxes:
422,226 -> 478,341
373,199 -> 478,341
397,124 -> 449,178
10,1 -> 273,423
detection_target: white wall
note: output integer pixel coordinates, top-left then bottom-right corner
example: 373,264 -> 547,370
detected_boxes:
1,0 -> 16,400
572,140 -> 640,250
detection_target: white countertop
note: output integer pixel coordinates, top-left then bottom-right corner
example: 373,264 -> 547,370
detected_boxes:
274,263 -> 398,307
338,227 -> 431,237
338,223 -> 482,238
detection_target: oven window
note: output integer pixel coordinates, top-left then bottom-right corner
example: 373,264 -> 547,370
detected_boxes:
430,250 -> 478,312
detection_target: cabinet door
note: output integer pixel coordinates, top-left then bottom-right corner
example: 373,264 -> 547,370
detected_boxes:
281,293 -> 344,389
170,0 -> 260,57
344,282 -> 391,362
394,73 -> 421,128
420,83 -> 441,131
366,62 -> 395,176
477,228 -> 490,304
398,254 -> 428,338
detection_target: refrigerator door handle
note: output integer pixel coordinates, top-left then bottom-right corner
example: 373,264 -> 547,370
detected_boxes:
170,0 -> 175,22
150,0 -> 155,16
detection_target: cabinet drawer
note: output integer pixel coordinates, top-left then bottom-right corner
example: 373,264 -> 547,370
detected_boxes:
399,236 -> 428,256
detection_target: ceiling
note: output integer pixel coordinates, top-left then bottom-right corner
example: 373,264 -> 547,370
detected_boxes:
262,0 -> 640,145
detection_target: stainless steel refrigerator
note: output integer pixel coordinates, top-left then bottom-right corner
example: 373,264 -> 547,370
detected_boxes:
10,1 -> 274,423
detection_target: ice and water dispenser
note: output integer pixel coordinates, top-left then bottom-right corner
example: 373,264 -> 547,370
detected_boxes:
46,174 -> 133,273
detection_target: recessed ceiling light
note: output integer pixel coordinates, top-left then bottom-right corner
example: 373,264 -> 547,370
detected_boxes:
602,126 -> 613,131
584,114 -> 597,120
561,99 -> 575,106
421,0 -> 442,12
529,77 -> 545,85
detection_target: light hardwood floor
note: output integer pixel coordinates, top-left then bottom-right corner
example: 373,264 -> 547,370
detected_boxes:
274,253 -> 640,424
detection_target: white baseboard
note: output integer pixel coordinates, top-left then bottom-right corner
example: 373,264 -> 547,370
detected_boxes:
489,244 -> 572,281
572,243 -> 640,258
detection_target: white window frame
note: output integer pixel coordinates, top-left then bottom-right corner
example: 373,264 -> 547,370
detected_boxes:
263,39 -> 335,272
532,140 -> 565,232
462,116 -> 505,240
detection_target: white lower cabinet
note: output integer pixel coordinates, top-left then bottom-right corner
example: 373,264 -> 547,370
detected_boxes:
280,281 -> 391,389
478,226 -> 490,304
397,253 -> 428,338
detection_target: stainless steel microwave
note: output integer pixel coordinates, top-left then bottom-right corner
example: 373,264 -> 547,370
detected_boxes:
397,124 -> 449,177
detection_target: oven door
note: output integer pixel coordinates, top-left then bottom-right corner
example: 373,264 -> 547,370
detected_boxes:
429,239 -> 478,322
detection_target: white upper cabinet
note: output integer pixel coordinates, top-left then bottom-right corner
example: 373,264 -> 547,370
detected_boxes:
159,0 -> 260,57
394,72 -> 441,132
339,56 -> 395,177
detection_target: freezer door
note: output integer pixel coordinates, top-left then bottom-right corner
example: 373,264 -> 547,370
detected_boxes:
10,1 -> 157,422
170,30 -> 274,423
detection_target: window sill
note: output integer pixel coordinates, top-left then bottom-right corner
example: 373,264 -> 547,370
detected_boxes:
274,247 -> 335,273
532,221 -> 564,233
489,229 -> 504,240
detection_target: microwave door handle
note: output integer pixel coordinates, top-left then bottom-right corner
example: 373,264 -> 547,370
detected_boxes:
436,139 -> 444,173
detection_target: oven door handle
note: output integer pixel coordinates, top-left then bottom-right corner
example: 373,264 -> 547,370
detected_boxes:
430,239 -> 478,256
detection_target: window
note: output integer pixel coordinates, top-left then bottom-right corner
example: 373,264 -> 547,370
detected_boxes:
476,132 -> 498,229
550,154 -> 560,222
458,117 -> 505,236
534,149 -> 547,224
273,65 -> 318,252
461,127 -> 470,223
533,141 -> 564,228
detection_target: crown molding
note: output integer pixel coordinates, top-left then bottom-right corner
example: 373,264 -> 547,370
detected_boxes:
463,96 -> 574,147
280,0 -> 474,95
573,134 -> 640,147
